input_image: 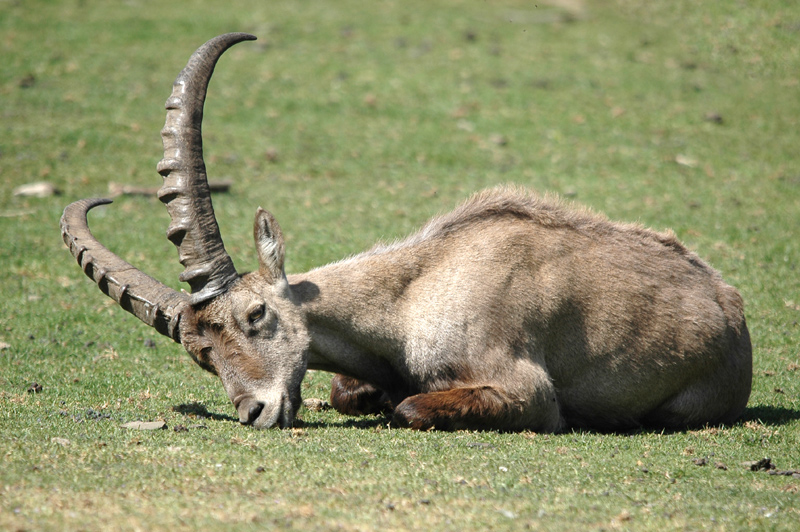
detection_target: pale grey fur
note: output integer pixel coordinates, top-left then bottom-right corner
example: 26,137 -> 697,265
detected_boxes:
181,186 -> 751,431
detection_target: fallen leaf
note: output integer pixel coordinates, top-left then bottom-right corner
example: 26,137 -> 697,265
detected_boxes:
19,73 -> 36,88
489,133 -> 508,146
302,398 -> 330,412
13,182 -> 59,198
613,510 -> 632,523
457,120 -> 475,132
744,458 -> 775,471
498,509 -> 517,519
121,421 -> 167,430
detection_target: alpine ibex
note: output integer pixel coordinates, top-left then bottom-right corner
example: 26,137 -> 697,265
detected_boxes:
61,33 -> 752,432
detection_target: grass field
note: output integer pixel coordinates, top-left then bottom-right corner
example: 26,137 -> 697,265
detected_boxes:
2,0 -> 799,530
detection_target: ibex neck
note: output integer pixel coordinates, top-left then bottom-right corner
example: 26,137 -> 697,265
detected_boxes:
288,252 -> 423,389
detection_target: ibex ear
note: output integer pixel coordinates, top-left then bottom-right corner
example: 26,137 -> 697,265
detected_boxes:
253,208 -> 286,284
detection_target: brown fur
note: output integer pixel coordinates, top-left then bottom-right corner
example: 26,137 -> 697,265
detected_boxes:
329,375 -> 393,416
393,386 -> 531,431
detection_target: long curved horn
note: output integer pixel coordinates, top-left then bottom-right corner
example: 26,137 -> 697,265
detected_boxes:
157,33 -> 257,305
61,198 -> 189,342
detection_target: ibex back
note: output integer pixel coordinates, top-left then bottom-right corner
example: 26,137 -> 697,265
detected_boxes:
61,34 -> 752,432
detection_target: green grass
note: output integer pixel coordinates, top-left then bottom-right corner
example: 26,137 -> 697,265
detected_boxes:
2,0 -> 799,530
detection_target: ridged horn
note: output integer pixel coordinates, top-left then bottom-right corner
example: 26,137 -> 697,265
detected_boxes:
61,198 -> 189,343
156,33 -> 257,305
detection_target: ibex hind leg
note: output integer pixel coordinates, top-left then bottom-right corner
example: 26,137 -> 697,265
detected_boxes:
392,385 -> 563,432
329,374 -> 393,416
643,324 -> 752,429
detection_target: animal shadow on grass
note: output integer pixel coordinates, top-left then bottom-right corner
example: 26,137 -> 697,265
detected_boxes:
169,404 -> 800,432
741,405 -> 800,427
172,402 -> 237,423
297,416 -> 392,430
618,405 -> 800,437
316,406 -> 800,433
171,401 -> 390,428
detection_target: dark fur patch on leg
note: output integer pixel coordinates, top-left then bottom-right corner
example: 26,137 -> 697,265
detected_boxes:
392,386 -> 525,431
329,374 -> 392,416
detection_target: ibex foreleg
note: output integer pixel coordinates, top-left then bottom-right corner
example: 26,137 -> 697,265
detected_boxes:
329,374 -> 393,416
392,383 -> 563,432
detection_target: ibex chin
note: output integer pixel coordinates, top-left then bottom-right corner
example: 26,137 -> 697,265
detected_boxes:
61,33 -> 752,432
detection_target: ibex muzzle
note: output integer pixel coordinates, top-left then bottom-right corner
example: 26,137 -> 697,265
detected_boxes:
61,34 -> 752,432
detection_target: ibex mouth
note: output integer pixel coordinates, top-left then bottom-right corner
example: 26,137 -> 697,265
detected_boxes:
234,392 -> 296,428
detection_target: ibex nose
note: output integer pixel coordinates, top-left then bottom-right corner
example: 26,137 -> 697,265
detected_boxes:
247,402 -> 264,424
235,396 -> 265,425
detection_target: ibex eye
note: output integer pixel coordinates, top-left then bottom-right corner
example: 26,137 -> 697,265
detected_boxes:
249,304 -> 266,324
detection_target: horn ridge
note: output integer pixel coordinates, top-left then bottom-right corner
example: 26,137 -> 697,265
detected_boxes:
157,32 -> 256,305
61,198 -> 189,342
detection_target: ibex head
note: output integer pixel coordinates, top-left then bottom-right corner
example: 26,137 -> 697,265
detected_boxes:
177,207 -> 311,428
62,34 -> 309,427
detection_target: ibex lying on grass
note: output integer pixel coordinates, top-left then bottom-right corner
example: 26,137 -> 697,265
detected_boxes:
61,33 -> 752,432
